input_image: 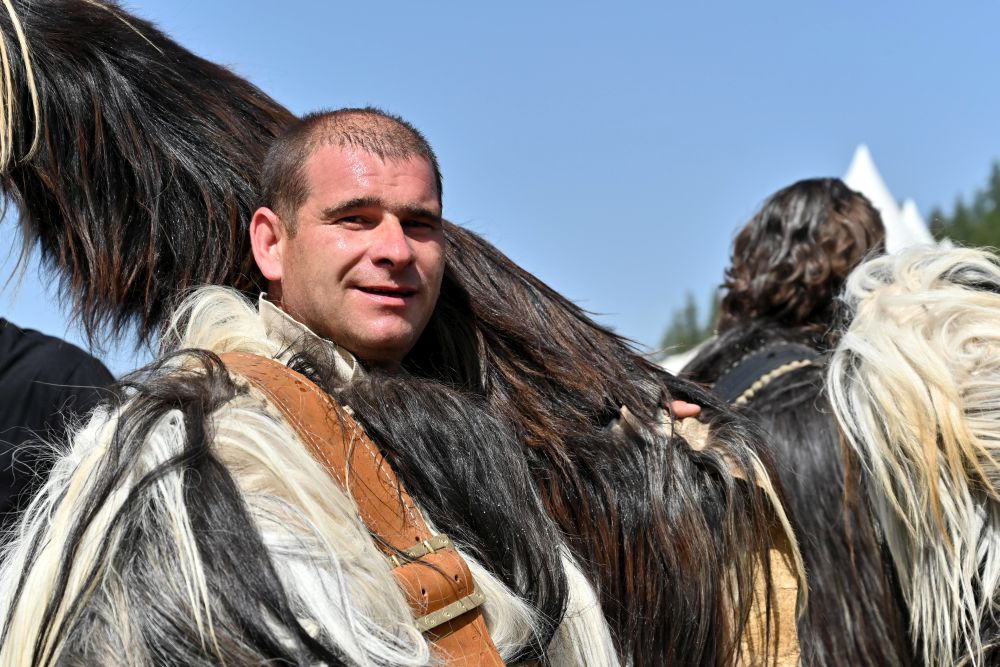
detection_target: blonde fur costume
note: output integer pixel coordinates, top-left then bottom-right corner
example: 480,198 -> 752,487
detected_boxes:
828,246 -> 1000,665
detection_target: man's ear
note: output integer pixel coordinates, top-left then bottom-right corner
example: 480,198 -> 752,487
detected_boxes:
250,207 -> 286,282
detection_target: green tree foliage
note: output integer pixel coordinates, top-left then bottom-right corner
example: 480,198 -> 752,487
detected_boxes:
930,162 -> 1000,248
660,290 -> 719,353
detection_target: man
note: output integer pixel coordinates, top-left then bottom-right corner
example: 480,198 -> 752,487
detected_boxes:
684,179 -> 910,666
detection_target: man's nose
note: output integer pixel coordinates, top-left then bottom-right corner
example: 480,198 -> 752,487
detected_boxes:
370,216 -> 415,267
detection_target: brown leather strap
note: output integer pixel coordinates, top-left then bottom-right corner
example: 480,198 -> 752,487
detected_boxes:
219,352 -> 503,666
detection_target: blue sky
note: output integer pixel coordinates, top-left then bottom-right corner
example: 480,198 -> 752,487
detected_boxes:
2,0 -> 998,374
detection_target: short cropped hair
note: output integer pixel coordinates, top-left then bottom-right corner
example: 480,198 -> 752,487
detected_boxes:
718,178 -> 885,336
260,107 -> 442,233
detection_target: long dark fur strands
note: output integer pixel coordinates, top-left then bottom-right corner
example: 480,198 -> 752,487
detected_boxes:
410,226 -> 796,665
0,1 -> 799,664
0,0 -> 292,345
686,323 -> 914,666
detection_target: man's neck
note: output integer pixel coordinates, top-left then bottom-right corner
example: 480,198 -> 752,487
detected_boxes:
257,295 -> 358,382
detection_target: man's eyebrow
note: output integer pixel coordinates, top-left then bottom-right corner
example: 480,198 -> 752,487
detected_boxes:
319,197 -> 442,222
398,205 -> 443,223
319,197 -> 383,221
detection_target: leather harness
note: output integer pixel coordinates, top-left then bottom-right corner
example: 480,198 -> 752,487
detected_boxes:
219,352 -> 503,666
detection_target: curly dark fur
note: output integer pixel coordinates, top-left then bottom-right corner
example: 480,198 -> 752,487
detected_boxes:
331,370 -> 569,663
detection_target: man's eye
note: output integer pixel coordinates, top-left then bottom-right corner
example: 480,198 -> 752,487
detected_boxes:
404,219 -> 437,231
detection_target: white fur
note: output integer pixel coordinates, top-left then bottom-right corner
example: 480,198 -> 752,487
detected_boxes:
163,286 -> 286,361
176,287 -> 623,663
546,550 -> 621,666
0,409 -> 118,664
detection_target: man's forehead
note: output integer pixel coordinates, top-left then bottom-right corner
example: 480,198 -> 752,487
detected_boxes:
303,146 -> 440,212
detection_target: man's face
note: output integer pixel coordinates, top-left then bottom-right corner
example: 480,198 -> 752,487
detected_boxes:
274,145 -> 444,366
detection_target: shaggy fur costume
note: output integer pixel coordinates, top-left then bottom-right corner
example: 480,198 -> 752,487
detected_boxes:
0,287 -> 620,665
0,1 -> 802,663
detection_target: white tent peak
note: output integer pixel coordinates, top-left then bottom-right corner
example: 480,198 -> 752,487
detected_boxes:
843,144 -> 934,253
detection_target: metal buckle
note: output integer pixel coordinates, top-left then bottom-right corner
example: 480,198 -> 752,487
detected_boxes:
413,585 -> 487,633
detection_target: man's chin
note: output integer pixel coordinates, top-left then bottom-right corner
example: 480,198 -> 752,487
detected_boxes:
346,329 -> 420,368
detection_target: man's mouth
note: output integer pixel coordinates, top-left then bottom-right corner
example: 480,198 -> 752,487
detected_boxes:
357,285 -> 418,298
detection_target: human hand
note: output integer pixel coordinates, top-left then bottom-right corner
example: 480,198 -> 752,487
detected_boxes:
670,399 -> 701,419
